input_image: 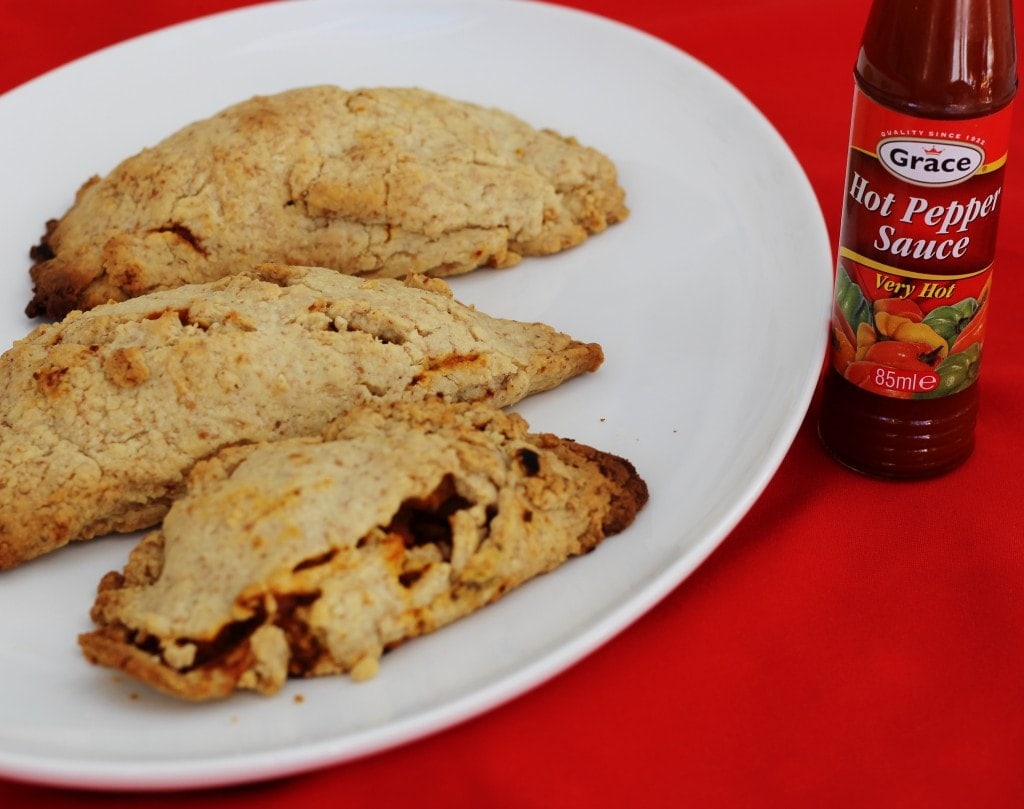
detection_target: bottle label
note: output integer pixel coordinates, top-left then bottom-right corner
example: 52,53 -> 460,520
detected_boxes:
828,88 -> 1014,399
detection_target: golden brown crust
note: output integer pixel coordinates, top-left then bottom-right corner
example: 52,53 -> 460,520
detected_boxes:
79,399 -> 647,700
27,85 -> 628,319
0,265 -> 602,570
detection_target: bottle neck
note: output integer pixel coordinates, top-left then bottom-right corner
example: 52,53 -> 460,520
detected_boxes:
855,0 -> 1018,119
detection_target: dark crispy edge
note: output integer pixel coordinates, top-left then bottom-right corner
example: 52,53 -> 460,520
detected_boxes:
557,437 -> 649,535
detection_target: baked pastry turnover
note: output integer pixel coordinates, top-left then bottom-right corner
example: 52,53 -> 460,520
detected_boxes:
79,399 -> 648,700
27,85 -> 628,319
0,264 -> 602,570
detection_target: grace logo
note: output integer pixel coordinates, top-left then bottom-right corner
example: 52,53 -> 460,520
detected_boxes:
877,138 -> 984,186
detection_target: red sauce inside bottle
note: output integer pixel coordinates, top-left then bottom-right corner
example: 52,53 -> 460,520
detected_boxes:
818,0 -> 1018,479
858,0 -> 1017,118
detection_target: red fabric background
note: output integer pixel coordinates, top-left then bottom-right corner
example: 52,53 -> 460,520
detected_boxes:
2,1 -> 1023,806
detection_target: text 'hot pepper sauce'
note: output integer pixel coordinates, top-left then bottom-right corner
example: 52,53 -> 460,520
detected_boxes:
818,0 -> 1018,479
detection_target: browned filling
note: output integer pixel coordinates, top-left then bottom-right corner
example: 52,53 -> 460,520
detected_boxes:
388,474 -> 470,561
273,592 -> 323,676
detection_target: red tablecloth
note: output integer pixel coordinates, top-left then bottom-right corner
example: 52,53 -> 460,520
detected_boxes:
3,1 -> 1023,806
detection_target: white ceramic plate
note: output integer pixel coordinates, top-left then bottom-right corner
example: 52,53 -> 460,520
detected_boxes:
0,0 -> 832,791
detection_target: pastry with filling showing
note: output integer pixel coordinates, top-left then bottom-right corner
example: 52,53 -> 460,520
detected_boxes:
79,399 -> 648,700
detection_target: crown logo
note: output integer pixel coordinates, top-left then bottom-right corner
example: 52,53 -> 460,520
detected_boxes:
922,146 -> 944,155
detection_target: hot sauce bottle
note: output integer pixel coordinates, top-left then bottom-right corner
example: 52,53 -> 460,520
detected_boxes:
818,0 -> 1018,478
